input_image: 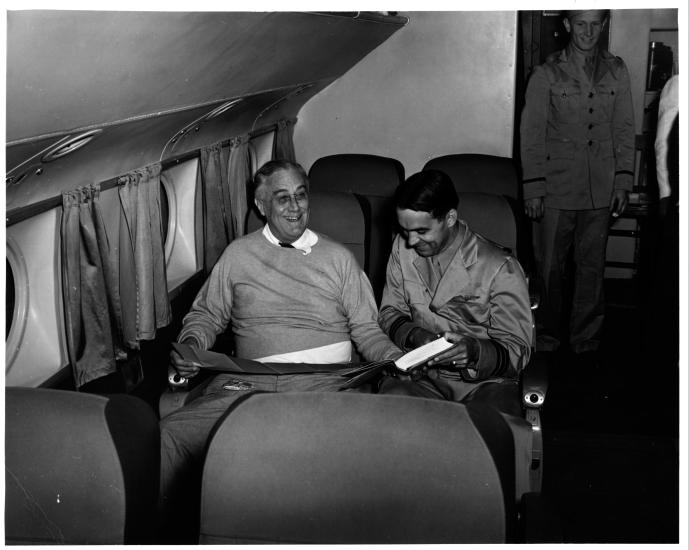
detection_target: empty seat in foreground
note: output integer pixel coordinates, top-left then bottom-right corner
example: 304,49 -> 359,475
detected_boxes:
5,387 -> 160,544
199,392 -> 518,543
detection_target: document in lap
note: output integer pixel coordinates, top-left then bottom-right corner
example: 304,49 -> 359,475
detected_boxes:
172,343 -> 353,375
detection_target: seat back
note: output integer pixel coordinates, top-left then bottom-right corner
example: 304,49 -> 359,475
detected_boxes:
308,154 -> 404,302
247,189 -> 367,269
457,191 -> 517,256
5,388 -> 159,544
199,392 -> 516,544
423,154 -> 519,199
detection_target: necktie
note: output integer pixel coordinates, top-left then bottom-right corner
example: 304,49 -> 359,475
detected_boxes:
279,242 -> 294,248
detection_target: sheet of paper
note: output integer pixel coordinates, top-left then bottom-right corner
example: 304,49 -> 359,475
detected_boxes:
394,337 -> 455,372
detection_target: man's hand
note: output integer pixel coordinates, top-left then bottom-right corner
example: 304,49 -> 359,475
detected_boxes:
170,349 -> 202,379
609,189 -> 628,218
427,332 -> 478,369
524,197 -> 545,221
406,326 -> 438,349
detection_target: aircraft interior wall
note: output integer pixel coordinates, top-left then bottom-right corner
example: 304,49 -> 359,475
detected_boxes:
295,11 -> 519,176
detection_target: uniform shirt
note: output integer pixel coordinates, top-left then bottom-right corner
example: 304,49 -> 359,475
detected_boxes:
521,45 -> 635,210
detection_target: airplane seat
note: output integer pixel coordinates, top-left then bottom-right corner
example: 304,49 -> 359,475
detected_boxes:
423,154 -> 532,270
455,191 -> 547,494
245,189 -> 367,269
423,153 -> 519,199
308,154 -> 405,303
198,392 -> 523,543
5,387 -> 160,544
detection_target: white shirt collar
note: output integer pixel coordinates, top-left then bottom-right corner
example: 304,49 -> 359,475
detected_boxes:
262,225 -> 318,255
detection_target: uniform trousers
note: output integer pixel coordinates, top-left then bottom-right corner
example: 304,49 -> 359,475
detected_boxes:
532,207 -> 610,353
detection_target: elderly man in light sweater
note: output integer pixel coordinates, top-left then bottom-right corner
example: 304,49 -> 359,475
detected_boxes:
159,160 -> 403,541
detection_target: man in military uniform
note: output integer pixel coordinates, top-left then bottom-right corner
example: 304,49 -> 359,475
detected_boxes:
520,9 -> 634,362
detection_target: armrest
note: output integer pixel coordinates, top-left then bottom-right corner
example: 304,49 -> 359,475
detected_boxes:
521,351 -> 548,409
159,368 -> 214,419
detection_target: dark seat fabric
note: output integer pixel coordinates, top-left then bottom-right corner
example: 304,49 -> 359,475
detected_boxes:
423,154 -> 519,199
308,154 -> 404,303
199,392 -> 516,544
5,387 -> 159,544
246,189 -> 367,269
457,191 -> 517,257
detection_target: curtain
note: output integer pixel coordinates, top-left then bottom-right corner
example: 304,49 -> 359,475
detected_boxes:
228,134 -> 253,238
118,164 -> 171,344
61,184 -> 124,387
200,143 -> 234,273
273,119 -> 296,162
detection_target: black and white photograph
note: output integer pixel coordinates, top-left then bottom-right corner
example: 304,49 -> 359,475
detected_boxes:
4,1 -> 685,545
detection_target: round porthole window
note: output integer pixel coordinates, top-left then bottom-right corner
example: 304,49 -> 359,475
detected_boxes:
5,237 -> 29,372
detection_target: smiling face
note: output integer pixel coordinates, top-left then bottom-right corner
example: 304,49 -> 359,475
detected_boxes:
396,208 -> 458,258
564,10 -> 607,54
255,167 -> 309,244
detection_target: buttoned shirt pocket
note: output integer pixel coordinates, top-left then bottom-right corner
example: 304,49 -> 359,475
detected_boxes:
549,84 -> 582,123
594,83 -> 618,120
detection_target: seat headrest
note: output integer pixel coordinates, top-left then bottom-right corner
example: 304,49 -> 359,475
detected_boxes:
5,388 -> 159,544
200,392 -> 515,543
309,154 -> 404,197
457,191 -> 517,255
424,154 -> 518,199
246,190 -> 366,268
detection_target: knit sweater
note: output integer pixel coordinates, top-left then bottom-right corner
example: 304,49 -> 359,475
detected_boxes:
178,229 -> 402,362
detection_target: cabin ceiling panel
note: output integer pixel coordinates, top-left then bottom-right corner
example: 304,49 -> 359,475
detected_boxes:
7,11 -> 403,143
6,83 -> 325,212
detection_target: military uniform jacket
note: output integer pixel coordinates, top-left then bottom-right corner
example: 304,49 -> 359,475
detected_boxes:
378,223 -> 533,377
520,47 -> 635,210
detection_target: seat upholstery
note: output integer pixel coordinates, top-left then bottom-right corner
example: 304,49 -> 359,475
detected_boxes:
457,191 -> 517,256
199,392 -> 517,544
423,154 -> 519,199
308,154 -> 404,302
5,387 -> 159,544
246,189 -> 367,269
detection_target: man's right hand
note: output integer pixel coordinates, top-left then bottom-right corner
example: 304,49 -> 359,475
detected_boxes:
170,349 -> 202,379
406,326 -> 438,349
524,197 -> 545,221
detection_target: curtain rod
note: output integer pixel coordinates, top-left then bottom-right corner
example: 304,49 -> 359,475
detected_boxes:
6,119 -> 294,227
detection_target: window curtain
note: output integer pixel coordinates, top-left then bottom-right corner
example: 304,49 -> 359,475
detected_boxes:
273,119 -> 296,162
61,184 -> 125,387
228,134 -> 253,238
200,143 -> 233,273
118,164 -> 172,344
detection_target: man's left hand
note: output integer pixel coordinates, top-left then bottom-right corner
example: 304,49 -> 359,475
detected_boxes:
427,332 -> 478,369
609,189 -> 628,218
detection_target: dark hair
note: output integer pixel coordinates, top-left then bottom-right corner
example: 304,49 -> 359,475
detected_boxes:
252,160 -> 309,198
395,170 -> 458,219
563,9 -> 610,22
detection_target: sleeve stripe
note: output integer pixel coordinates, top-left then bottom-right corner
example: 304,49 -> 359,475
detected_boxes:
522,177 -> 546,184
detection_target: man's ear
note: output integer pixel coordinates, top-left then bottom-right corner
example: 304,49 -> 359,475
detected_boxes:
563,17 -> 571,33
255,197 -> 266,217
445,209 -> 458,227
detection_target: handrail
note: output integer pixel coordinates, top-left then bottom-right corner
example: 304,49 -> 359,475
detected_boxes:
6,118 -> 295,227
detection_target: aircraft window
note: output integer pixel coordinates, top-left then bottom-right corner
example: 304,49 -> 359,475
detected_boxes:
160,180 -> 170,244
6,258 -> 15,340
